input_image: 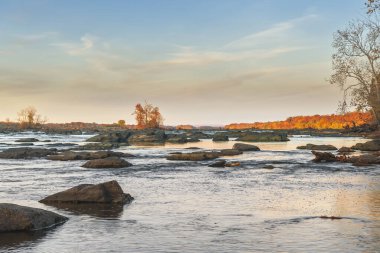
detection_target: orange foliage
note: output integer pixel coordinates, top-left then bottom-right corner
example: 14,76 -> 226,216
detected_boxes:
133,102 -> 163,129
225,112 -> 374,130
176,125 -> 195,130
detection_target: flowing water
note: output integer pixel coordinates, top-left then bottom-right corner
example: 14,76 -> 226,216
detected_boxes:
0,132 -> 379,252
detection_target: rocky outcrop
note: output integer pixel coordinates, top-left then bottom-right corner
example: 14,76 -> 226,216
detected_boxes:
47,151 -> 134,161
0,148 -> 57,159
236,132 -> 289,142
15,138 -> 39,143
311,151 -> 380,166
351,140 -> 380,151
185,131 -> 211,139
208,160 -> 226,167
166,134 -> 188,144
86,131 -> 132,143
39,180 -> 133,205
82,157 -> 132,168
297,144 -> 337,151
75,142 -> 121,150
128,130 -> 166,146
232,143 -> 260,151
0,203 -> 68,232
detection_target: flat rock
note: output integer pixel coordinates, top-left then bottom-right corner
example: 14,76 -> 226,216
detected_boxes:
0,148 -> 57,159
225,161 -> 241,167
47,150 -> 134,161
82,157 -> 132,168
75,142 -> 121,150
212,135 -> 229,142
338,147 -> 354,153
219,149 -> 243,156
39,180 -> 133,205
297,144 -> 337,150
0,203 -> 68,232
167,151 -> 220,161
208,160 -> 226,167
233,143 -> 260,151
311,151 -> 337,162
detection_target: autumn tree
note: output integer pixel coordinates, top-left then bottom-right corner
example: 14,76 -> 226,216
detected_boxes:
117,119 -> 126,127
133,102 -> 163,129
17,106 -> 46,128
330,7 -> 380,125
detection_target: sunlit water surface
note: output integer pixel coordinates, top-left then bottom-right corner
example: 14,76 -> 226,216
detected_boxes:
0,132 -> 379,252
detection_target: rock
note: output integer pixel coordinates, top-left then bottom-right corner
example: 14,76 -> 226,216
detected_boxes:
311,151 -> 337,162
233,143 -> 260,151
351,140 -> 380,151
128,130 -> 166,146
236,132 -> 289,142
47,151 -> 134,161
14,138 -> 39,143
349,154 -> 380,166
0,203 -> 68,232
0,148 -> 57,159
219,149 -> 243,156
167,151 -> 220,161
262,165 -> 275,169
82,157 -> 132,168
75,142 -> 121,150
166,135 -> 188,144
86,131 -> 132,143
319,216 -> 342,220
15,143 -> 34,146
212,135 -> 229,142
185,147 -> 201,150
338,147 -> 354,153
208,160 -> 226,167
186,138 -> 201,143
297,144 -> 337,150
45,143 -> 78,147
185,131 -> 211,139
225,161 -> 241,167
39,180 -> 133,205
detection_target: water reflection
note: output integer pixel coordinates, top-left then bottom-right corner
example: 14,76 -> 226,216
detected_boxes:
0,231 -> 48,250
43,203 -> 125,218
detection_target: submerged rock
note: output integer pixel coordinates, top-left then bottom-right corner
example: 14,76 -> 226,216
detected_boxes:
233,143 -> 260,151
236,132 -> 289,142
39,180 -> 133,205
82,157 -> 132,168
0,148 -> 57,159
262,165 -> 275,169
47,150 -> 134,161
14,138 -> 39,143
297,144 -> 337,151
351,140 -> 380,151
0,203 -> 68,232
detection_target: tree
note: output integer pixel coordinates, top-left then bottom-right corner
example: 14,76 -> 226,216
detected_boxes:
133,102 -> 163,129
330,17 -> 380,125
367,0 -> 380,14
17,106 -> 46,128
117,119 -> 126,127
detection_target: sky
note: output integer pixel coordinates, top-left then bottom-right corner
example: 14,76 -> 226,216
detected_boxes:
0,0 -> 368,125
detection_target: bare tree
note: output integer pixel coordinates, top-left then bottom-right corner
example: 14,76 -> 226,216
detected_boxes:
330,18 -> 380,125
17,106 -> 46,128
367,0 -> 380,14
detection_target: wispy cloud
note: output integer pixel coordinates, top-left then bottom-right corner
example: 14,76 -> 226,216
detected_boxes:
53,34 -> 96,56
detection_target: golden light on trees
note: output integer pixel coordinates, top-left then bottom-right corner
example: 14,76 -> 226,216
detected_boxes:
133,102 -> 163,129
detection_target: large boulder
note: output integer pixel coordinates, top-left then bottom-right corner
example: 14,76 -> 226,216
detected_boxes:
297,144 -> 337,151
167,151 -> 220,161
0,148 -> 57,159
128,130 -> 166,146
86,131 -> 132,143
82,157 -> 132,168
351,140 -> 380,151
338,147 -> 354,153
166,134 -> 188,144
311,151 -> 337,162
236,132 -> 289,142
47,151 -> 134,161
0,203 -> 68,232
39,180 -> 133,204
15,138 -> 39,143
233,143 -> 260,151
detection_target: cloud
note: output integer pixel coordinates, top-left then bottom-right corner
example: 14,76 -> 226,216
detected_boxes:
224,14 -> 318,50
13,32 -> 59,45
53,34 -> 96,56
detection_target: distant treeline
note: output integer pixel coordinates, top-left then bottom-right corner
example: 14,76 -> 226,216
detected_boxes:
225,112 -> 373,130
